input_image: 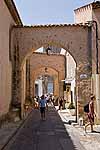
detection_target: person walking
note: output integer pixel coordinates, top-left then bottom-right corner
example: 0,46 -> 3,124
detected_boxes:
39,95 -> 47,120
85,95 -> 96,133
59,97 -> 63,110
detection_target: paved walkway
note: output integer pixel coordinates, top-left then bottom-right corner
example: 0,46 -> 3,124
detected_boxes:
0,109 -> 32,150
0,121 -> 22,150
1,105 -> 85,150
58,108 -> 100,150
1,104 -> 100,150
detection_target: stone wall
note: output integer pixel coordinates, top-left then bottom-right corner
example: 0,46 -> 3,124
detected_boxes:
74,2 -> 100,118
11,24 -> 92,117
30,52 -> 65,81
30,53 -> 65,97
12,25 -> 90,65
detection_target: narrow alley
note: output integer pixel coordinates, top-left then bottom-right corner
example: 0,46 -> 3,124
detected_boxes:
3,104 -> 84,150
1,1 -> 100,150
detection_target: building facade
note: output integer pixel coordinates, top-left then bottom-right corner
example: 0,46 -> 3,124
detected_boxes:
0,1 -> 100,122
0,0 -> 22,117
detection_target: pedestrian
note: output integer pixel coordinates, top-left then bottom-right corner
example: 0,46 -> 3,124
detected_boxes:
85,95 -> 96,133
45,95 -> 50,111
52,95 -> 55,106
33,96 -> 39,109
39,95 -> 47,120
59,97 -> 63,110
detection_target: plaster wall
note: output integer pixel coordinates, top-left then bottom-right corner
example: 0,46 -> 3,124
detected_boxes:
74,5 -> 92,24
0,0 -> 16,116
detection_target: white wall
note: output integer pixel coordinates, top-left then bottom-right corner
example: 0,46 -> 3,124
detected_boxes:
74,5 -> 92,24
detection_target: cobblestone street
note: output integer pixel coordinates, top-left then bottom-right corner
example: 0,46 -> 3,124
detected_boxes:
2,105 -> 85,150
1,105 -> 100,150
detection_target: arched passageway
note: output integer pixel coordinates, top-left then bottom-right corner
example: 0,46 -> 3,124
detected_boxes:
19,52 -> 65,117
11,24 -> 92,118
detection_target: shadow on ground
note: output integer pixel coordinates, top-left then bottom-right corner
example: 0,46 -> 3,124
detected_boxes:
4,105 -> 80,150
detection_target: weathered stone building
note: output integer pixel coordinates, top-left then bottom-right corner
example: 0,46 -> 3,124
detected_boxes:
0,0 -> 100,122
74,1 -> 100,121
11,22 -> 92,119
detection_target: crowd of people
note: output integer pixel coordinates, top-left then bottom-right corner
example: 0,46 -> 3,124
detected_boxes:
32,94 -> 66,120
31,93 -> 96,133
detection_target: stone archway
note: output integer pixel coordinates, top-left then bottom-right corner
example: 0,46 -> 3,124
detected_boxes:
19,52 -> 65,117
11,24 -> 92,117
12,25 -> 90,63
30,52 -> 65,97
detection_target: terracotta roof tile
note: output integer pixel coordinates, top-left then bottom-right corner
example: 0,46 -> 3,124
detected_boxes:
14,23 -> 88,28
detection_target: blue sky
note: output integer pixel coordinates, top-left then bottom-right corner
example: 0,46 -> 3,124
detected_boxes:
14,0 -> 94,25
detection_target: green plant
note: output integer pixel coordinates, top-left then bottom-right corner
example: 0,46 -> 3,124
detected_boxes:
68,102 -> 75,109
